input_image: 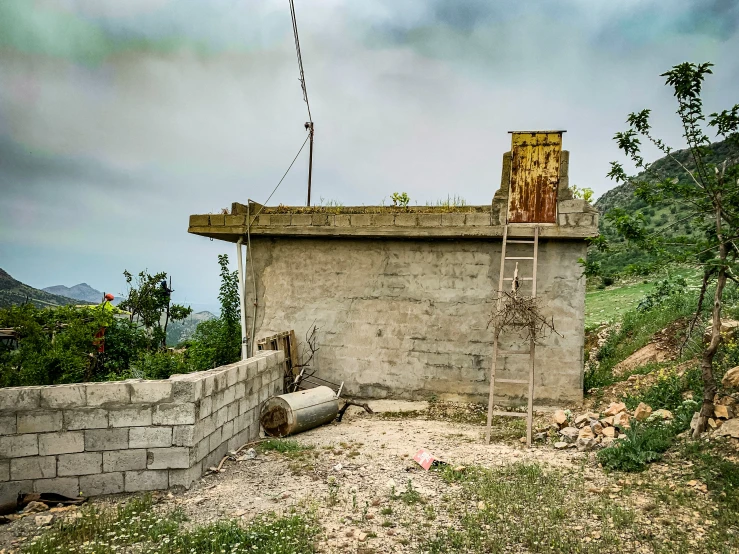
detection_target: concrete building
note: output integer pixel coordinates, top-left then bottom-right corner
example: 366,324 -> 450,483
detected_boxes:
188,133 -> 598,406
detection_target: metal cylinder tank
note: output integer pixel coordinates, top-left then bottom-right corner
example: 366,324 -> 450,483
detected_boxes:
259,386 -> 339,437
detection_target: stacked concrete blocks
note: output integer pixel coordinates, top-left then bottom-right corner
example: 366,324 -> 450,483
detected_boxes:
0,350 -> 283,505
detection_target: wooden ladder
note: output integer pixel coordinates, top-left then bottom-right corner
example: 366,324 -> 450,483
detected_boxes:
485,225 -> 539,447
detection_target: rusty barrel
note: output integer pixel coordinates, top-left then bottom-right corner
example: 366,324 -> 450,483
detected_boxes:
260,386 -> 339,437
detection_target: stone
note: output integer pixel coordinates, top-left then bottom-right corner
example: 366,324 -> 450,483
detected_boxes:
690,412 -> 701,433
578,426 -> 595,440
22,501 -> 48,514
716,418 -> 739,438
600,437 -> 615,447
124,470 -> 168,492
600,416 -> 614,426
708,418 -> 719,429
559,427 -> 579,443
85,428 -> 130,451
103,449 -> 147,472
602,426 -> 616,438
57,453 -> 102,476
0,434 -> 38,458
652,409 -> 674,420
614,412 -> 631,429
17,411 -> 63,434
552,410 -> 568,426
554,441 -> 569,449
129,427 -> 172,448
574,414 -> 590,428
714,405 -> 732,419
79,472 -> 124,496
576,437 -> 596,452
590,421 -> 604,435
634,402 -> 653,421
35,514 -> 54,526
604,402 -> 627,417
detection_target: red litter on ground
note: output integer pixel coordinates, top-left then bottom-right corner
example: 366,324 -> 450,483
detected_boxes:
413,448 -> 446,471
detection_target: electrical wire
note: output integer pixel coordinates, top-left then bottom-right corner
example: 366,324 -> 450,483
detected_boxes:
248,134 -> 310,229
288,0 -> 312,124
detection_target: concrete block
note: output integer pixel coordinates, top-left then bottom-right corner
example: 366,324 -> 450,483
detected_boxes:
246,360 -> 259,381
172,426 -> 196,447
39,432 -> 84,456
465,213 -> 491,226
189,214 -> 209,227
238,398 -> 247,416
17,411 -> 63,434
146,447 -> 192,469
196,438 -> 209,462
129,427 -> 172,448
0,460 -> 8,482
199,415 -> 215,438
256,357 -> 268,373
335,214 -> 351,227
109,407 -> 152,428
58,452 -> 102,476
209,214 -> 225,226
372,214 -> 395,226
270,214 -> 291,226
84,428 -> 129,451
225,214 -> 245,226
171,379 -> 203,403
0,434 -> 38,458
221,420 -> 234,442
152,403 -> 196,426
259,386 -> 269,404
236,362 -> 248,382
125,470 -> 168,492
441,213 -> 466,226
214,371 -> 228,392
10,456 -> 56,480
40,385 -> 85,409
234,382 -> 245,399
418,214 -> 442,226
1,480 -> 33,506
168,463 -> 202,489
129,381 -> 172,404
208,428 -> 223,452
0,387 -> 40,410
33,477 -> 79,498
103,449 -> 147,472
558,213 -> 568,225
227,402 -> 239,422
226,366 -> 239,388
395,214 -> 418,226
203,375 -> 215,397
80,472 -> 124,496
350,214 -> 371,226
85,383 -> 130,406
64,408 -> 108,430
215,407 -> 228,428
558,199 -> 589,213
291,214 -> 312,226
254,214 -> 270,226
199,396 -> 212,419
0,415 -> 17,435
311,214 -> 329,226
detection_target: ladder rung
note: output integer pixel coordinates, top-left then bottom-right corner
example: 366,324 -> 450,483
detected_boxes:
493,410 -> 528,418
506,240 -> 535,244
497,349 -> 529,355
495,378 -> 529,384
503,277 -> 533,281
505,256 -> 534,260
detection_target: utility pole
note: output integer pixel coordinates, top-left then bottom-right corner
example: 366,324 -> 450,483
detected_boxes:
305,121 -> 314,206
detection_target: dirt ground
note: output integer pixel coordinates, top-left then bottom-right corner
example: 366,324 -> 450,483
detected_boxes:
0,401 -> 602,553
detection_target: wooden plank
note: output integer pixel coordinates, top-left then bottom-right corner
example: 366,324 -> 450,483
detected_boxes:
289,330 -> 299,377
496,378 -> 529,384
486,225 -> 508,444
494,411 -> 527,418
526,226 -> 539,448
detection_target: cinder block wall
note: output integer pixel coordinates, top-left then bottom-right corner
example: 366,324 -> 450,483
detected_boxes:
246,238 -> 586,406
0,350 -> 283,505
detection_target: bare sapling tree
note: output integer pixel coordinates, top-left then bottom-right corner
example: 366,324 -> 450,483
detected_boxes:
607,62 -> 739,436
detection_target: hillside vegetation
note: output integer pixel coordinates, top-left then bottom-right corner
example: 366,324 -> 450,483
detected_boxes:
0,268 -> 86,309
591,138 -> 739,279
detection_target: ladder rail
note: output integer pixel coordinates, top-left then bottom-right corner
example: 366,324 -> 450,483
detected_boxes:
486,226 -> 539,447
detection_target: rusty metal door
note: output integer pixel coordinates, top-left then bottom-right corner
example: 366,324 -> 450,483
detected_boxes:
507,131 -> 563,223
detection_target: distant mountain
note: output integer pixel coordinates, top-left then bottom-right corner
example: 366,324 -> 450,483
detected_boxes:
0,268 -> 87,309
42,283 -> 106,304
166,310 -> 217,346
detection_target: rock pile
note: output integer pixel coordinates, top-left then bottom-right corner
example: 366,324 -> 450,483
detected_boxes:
690,394 -> 739,437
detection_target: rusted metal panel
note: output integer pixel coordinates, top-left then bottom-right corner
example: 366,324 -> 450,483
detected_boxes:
508,131 -> 563,223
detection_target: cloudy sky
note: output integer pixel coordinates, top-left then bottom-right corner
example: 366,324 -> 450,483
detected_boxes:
1,0 -> 738,313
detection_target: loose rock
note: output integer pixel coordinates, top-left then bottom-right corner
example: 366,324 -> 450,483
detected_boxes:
552,410 -> 568,426
634,402 -> 652,421
559,427 -> 579,443
604,402 -> 627,417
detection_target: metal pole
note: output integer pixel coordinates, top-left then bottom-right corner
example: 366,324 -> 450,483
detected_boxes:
236,238 -> 248,361
306,122 -> 314,206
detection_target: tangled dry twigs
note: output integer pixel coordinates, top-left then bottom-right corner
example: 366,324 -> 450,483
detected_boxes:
488,291 -> 561,344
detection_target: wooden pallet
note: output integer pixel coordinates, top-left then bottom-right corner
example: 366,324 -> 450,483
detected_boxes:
256,330 -> 299,391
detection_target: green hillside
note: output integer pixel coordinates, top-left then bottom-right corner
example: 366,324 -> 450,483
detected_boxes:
591,138 -> 739,279
0,268 -> 87,308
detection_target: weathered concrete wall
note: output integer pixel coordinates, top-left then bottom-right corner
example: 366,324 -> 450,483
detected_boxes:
0,351 -> 283,505
246,238 -> 586,406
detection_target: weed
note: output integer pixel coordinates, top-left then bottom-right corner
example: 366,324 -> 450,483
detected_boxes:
380,506 -> 393,516
327,476 -> 340,506
399,479 -> 423,505
257,439 -> 313,459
